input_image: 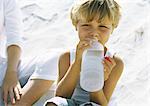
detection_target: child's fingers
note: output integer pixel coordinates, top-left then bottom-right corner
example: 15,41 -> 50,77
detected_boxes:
104,67 -> 109,81
103,62 -> 111,75
78,40 -> 91,50
77,38 -> 95,50
104,57 -> 112,63
104,73 -> 109,81
105,56 -> 116,67
104,57 -> 116,70
103,59 -> 112,71
109,57 -> 116,65
78,42 -> 90,50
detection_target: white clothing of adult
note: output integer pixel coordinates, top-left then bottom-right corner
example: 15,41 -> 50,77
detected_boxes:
0,0 -> 59,105
0,0 -> 24,57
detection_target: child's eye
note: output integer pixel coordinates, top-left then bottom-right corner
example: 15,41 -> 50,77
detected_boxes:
81,24 -> 90,26
99,25 -> 109,29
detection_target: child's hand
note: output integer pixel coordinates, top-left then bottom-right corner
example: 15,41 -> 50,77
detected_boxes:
75,39 -> 92,61
103,56 -> 116,81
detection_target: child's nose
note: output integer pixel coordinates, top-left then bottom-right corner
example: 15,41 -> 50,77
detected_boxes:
88,29 -> 99,39
92,32 -> 99,39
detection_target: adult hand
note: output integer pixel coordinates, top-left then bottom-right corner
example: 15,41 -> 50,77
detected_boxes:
2,70 -> 22,106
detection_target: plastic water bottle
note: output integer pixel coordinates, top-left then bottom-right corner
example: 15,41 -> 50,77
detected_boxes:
80,41 -> 104,92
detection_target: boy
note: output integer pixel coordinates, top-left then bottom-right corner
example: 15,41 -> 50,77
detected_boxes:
46,0 -> 124,106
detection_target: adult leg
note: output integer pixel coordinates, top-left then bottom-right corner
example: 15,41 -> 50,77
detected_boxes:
15,52 -> 59,105
14,79 -> 54,106
0,87 -> 4,106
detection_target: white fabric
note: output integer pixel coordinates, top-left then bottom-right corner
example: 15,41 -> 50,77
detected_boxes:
0,57 -> 7,87
28,52 -> 59,81
0,0 -> 24,57
0,51 -> 60,87
45,97 -> 68,106
0,50 -> 62,106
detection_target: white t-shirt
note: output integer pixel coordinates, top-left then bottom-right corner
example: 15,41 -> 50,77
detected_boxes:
0,0 -> 24,57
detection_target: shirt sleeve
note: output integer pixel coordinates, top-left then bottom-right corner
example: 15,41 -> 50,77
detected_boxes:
4,0 -> 24,51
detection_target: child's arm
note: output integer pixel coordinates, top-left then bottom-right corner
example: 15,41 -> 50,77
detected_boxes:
103,56 -> 124,101
55,52 -> 82,98
56,39 -> 91,98
90,90 -> 108,106
90,56 -> 124,105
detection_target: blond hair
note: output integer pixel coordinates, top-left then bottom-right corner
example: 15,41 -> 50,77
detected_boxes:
70,0 -> 121,28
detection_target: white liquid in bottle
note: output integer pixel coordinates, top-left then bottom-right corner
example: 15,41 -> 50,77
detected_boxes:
80,41 -> 104,92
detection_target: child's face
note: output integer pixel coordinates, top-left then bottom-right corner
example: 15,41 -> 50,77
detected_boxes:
76,17 -> 113,45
